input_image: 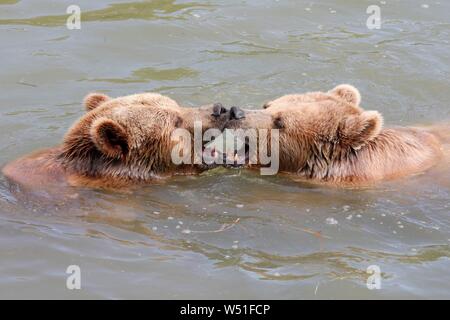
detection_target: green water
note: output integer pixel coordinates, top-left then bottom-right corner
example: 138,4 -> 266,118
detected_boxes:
0,0 -> 449,299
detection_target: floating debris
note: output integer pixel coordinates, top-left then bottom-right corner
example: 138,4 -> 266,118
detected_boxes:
326,217 -> 338,225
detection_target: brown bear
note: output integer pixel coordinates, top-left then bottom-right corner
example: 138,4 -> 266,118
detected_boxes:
2,92 -> 231,190
226,84 -> 447,186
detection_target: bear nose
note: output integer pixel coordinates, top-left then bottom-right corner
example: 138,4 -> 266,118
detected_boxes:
212,103 -> 227,117
230,106 -> 245,120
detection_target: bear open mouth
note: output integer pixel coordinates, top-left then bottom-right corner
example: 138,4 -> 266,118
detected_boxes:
224,140 -> 250,168
202,140 -> 250,168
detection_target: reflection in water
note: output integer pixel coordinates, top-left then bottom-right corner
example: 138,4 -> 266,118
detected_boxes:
0,0 -> 206,26
86,67 -> 198,84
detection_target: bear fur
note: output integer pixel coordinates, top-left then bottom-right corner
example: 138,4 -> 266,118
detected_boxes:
230,84 -> 445,186
2,92 -> 229,189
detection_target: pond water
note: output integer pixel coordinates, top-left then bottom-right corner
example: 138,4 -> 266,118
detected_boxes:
0,0 -> 449,299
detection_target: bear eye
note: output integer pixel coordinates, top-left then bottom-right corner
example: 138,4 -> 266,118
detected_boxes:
273,116 -> 284,129
174,116 -> 183,128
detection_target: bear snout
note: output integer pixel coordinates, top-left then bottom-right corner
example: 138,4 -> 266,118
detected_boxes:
230,106 -> 245,120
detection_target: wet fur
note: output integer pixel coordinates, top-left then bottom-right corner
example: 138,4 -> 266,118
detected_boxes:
237,85 -> 446,186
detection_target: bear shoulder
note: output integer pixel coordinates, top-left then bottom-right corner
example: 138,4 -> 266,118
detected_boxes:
2,148 -> 67,188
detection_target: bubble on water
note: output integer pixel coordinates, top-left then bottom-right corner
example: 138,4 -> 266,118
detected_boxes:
223,211 -> 228,214
397,221 -> 402,224
182,229 -> 191,234
176,225 -> 181,229
225,255 -> 231,259
356,214 -> 362,218
329,9 -> 336,14
398,225 -> 404,229
214,196 -> 220,200
346,215 -> 353,220
342,205 -> 350,212
381,213 -> 386,217
393,230 -> 397,234
202,207 -> 207,210
380,222 -> 383,225
236,204 -> 244,208
233,240 -> 239,244
164,225 -> 168,228
274,272 -> 281,277
371,217 -> 376,221
380,1 -> 386,5
152,226 -> 158,231
168,216 -> 174,220
421,4 -> 429,9
326,217 -> 338,225
153,211 -> 160,215
232,244 -> 239,249
306,209 -> 311,213
305,8 -> 311,12
178,221 -> 183,225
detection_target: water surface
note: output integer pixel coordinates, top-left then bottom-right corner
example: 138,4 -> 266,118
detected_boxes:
0,0 -> 449,299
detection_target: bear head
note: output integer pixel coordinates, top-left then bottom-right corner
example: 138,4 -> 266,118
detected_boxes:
226,84 -> 383,174
59,92 -> 230,182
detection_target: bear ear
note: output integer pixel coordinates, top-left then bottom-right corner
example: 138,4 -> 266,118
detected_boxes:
329,84 -> 361,105
84,93 -> 110,111
339,111 -> 383,149
90,117 -> 129,158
